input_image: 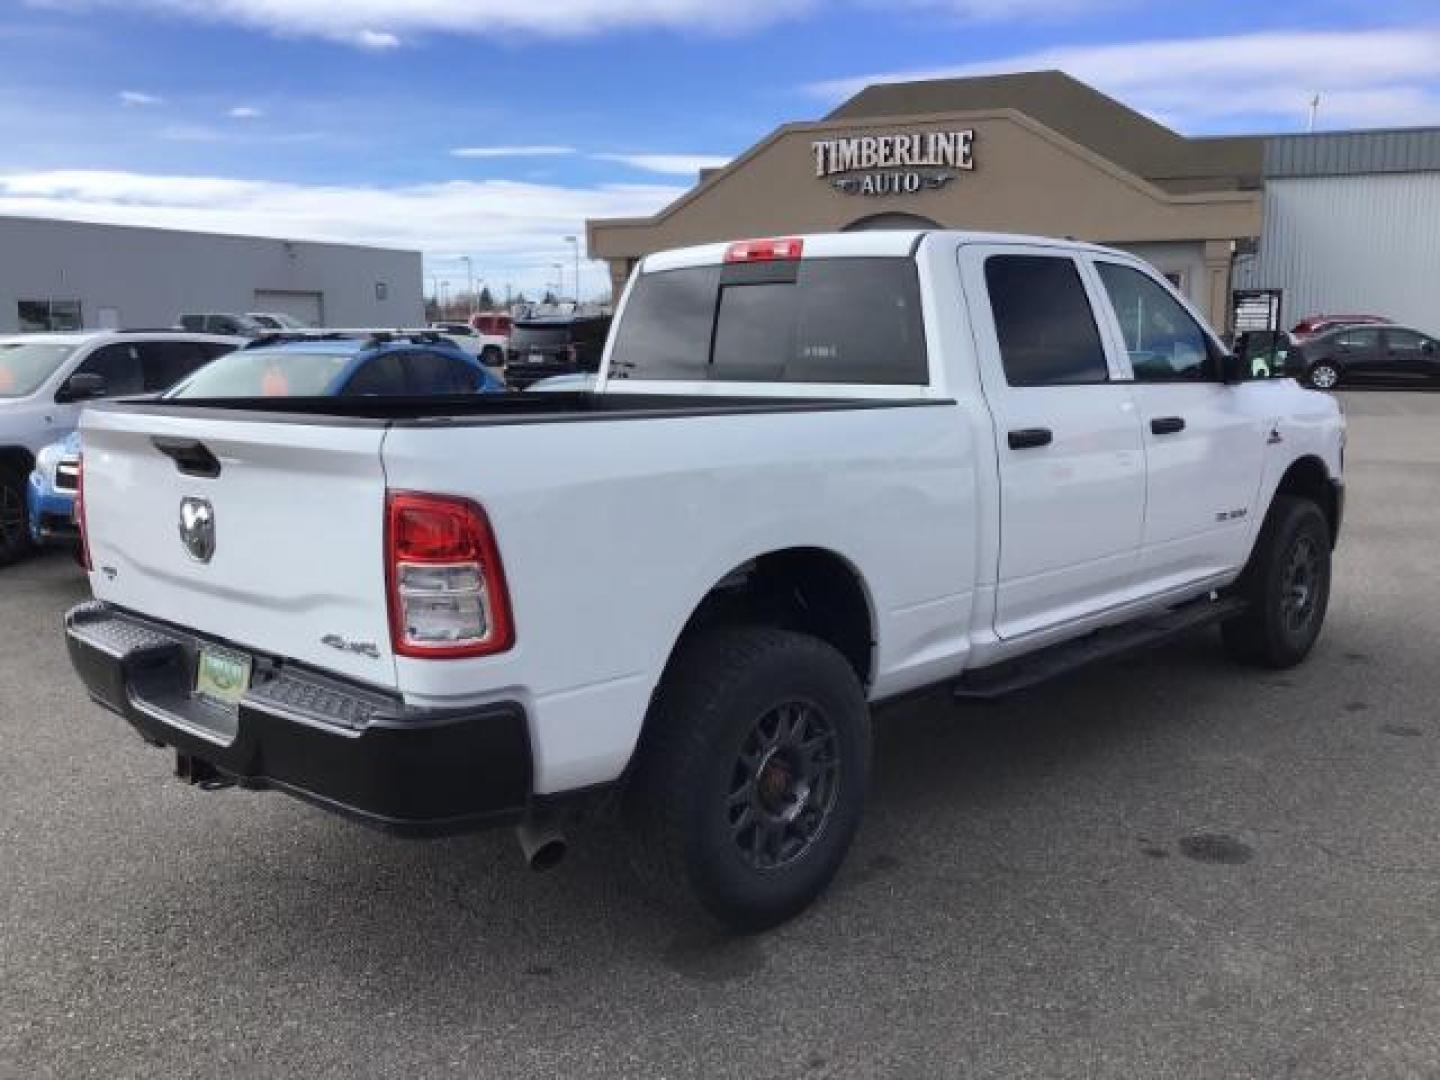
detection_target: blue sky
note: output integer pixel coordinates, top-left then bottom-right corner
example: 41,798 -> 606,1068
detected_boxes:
1,0 -> 1437,297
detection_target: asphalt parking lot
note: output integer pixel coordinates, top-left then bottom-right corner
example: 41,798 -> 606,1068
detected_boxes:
2,390 -> 1438,1079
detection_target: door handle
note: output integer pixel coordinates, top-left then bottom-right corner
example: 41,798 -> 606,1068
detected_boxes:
152,437 -> 222,478
1150,416 -> 1186,436
1008,428 -> 1053,450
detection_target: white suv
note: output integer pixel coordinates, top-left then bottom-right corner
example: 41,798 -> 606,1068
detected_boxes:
0,330 -> 241,564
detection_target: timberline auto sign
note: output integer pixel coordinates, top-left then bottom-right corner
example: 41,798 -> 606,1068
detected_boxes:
813,130 -> 975,196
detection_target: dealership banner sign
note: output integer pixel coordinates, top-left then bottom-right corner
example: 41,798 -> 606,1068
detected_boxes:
812,130 -> 975,196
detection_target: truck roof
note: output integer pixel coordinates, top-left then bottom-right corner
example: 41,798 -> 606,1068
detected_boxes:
641,229 -> 1116,273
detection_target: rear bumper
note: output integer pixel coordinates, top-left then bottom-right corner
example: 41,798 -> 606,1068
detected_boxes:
64,602 -> 533,836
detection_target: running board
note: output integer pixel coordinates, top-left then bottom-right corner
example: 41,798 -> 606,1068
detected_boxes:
954,596 -> 1248,701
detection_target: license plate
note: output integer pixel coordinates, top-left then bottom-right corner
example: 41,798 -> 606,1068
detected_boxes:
529,353 -> 544,365
195,647 -> 253,709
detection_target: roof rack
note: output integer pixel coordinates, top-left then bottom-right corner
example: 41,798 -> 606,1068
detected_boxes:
241,329 -> 451,350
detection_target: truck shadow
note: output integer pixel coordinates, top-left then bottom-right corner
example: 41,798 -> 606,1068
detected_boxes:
191,630 -> 1292,1000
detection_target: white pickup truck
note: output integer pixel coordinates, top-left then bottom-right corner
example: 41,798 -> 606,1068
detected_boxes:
65,231 -> 1344,929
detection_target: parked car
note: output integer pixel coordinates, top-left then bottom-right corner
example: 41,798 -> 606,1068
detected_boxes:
0,330 -> 241,564
246,312 -> 312,331
428,322 -> 507,367
471,312 -> 513,338
1290,323 -> 1440,389
64,231 -> 1344,930
179,313 -> 267,337
164,332 -> 506,399
504,313 -> 612,388
1289,314 -> 1392,342
26,431 -> 81,548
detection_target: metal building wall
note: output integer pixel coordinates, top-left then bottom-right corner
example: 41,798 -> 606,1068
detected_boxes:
1234,173 -> 1440,334
0,216 -> 425,334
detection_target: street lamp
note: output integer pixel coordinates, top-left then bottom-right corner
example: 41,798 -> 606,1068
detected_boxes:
461,255 -> 475,317
564,235 -> 580,303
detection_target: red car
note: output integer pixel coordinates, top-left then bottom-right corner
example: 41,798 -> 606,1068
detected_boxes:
470,312 -> 513,338
1290,314 -> 1392,341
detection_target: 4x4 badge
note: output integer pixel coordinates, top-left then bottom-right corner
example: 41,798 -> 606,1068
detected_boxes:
178,497 -> 216,563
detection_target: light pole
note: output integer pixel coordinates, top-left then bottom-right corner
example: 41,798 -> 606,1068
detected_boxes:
461,255 -> 475,316
564,235 -> 580,303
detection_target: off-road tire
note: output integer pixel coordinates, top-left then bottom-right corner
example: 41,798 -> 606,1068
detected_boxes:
624,626 -> 871,932
1222,495 -> 1332,668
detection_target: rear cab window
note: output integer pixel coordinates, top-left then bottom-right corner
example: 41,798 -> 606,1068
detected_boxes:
609,257 -> 928,386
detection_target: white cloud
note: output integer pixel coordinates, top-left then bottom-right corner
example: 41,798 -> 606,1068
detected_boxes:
0,168 -> 681,295
352,28 -> 400,50
118,90 -> 162,107
875,0 -> 1126,17
451,145 -> 576,159
807,27 -> 1440,131
32,0 -> 811,46
594,153 -> 731,175
228,105 -> 263,119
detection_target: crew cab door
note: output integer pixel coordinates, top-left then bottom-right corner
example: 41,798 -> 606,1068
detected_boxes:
959,245 -> 1147,640
1087,258 -> 1267,589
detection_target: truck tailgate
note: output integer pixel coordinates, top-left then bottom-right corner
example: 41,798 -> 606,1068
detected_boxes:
80,407 -> 397,689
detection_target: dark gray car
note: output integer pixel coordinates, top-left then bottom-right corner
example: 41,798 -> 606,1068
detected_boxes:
1293,324 -> 1440,389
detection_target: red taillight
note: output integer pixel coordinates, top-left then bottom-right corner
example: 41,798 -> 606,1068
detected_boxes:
385,491 -> 513,659
75,453 -> 92,571
725,237 -> 803,263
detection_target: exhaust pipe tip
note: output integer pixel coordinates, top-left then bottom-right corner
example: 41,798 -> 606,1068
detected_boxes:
516,818 -> 568,872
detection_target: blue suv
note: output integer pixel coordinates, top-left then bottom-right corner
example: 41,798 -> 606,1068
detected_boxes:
166,332 -> 506,399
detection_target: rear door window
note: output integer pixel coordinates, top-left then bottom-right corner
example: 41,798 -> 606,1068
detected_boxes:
405,351 -> 480,393
983,255 -> 1109,386
610,258 -> 928,385
137,340 -> 235,392
343,354 -> 410,396
74,343 -> 146,397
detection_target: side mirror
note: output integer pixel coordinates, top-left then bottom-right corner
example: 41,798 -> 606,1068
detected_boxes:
55,373 -> 108,403
1219,352 -> 1247,385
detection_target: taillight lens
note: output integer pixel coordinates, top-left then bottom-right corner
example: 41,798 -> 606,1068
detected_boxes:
725,237 -> 803,263
75,452 -> 92,571
385,492 -> 513,659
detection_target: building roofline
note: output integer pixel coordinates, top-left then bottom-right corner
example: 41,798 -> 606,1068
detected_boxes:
0,211 -> 422,257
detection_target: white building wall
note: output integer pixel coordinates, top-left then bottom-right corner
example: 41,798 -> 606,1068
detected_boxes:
1234,173 -> 1440,335
0,216 -> 424,333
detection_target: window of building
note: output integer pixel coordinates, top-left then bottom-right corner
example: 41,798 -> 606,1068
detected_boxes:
1095,262 -> 1214,382
983,255 -> 1109,386
18,300 -> 83,332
